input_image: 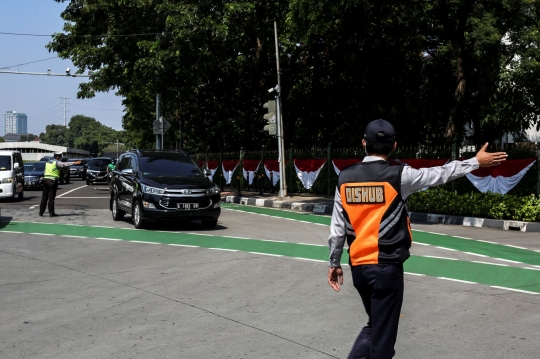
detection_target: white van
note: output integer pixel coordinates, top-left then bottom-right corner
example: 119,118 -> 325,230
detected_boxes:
0,151 -> 24,200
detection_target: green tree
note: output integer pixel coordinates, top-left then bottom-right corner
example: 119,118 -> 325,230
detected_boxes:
18,133 -> 39,142
39,125 -> 70,146
48,0 -> 540,150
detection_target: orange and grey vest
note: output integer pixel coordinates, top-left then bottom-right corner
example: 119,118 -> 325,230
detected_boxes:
338,160 -> 412,266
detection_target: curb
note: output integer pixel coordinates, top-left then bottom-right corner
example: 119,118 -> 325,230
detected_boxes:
224,195 -> 540,233
224,195 -> 332,215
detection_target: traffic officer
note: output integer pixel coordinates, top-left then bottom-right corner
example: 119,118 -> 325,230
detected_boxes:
39,152 -> 81,217
327,119 -> 508,359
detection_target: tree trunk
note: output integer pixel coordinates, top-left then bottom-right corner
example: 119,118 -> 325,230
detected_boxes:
444,0 -> 475,140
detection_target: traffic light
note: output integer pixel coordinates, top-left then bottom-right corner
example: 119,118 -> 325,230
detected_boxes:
263,100 -> 277,135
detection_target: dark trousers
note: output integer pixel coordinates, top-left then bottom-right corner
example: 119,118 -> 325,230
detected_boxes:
40,178 -> 58,215
349,263 -> 404,359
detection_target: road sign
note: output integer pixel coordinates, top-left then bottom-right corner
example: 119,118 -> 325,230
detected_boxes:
153,120 -> 162,135
153,117 -> 171,135
161,116 -> 171,133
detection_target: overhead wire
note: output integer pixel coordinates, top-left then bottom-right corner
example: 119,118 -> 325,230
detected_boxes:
0,31 -> 166,38
0,56 -> 58,70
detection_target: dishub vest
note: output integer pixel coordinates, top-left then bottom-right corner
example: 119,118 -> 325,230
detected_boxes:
338,160 -> 412,266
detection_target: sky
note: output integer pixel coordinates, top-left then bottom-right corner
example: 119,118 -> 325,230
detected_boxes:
0,0 -> 125,137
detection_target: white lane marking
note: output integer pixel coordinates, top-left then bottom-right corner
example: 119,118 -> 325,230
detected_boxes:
58,197 -> 109,199
30,233 -> 53,236
92,226 -> 114,229
472,261 -> 508,267
477,240 -> 498,244
414,242 -> 430,246
96,237 -> 122,241
427,232 -> 445,235
29,205 -> 38,209
1,230 -> 23,234
209,248 -> 238,252
56,185 -> 87,198
168,244 -> 199,248
248,252 -> 283,257
421,255 -> 458,261
463,252 -> 488,257
532,265 -> 540,269
60,235 -> 87,238
292,257 -> 326,263
223,208 -> 328,226
504,244 -> 528,250
437,277 -> 477,284
405,272 -> 425,276
534,250 -> 540,254
297,242 -> 326,247
130,240 -> 159,244
524,267 -> 540,271
490,286 -> 539,295
494,258 -> 522,264
454,236 -> 472,239
435,246 -> 457,251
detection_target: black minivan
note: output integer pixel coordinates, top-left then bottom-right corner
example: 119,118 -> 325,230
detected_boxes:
109,150 -> 220,229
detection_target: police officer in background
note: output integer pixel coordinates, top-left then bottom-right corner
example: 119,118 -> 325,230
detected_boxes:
39,152 -> 81,217
327,119 -> 508,359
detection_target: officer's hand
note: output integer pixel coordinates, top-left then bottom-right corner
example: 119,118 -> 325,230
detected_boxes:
328,267 -> 344,292
75,161 -> 82,165
476,143 -> 508,167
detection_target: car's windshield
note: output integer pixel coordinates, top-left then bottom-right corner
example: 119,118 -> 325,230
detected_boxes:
140,154 -> 203,177
24,162 -> 46,172
0,156 -> 11,171
88,159 -> 111,169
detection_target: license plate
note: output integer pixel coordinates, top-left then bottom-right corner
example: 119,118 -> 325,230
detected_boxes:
177,203 -> 199,210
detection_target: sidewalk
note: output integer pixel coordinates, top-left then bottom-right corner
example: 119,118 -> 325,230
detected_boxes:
221,189 -> 540,233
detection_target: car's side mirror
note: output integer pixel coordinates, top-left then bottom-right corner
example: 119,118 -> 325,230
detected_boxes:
14,163 -> 19,169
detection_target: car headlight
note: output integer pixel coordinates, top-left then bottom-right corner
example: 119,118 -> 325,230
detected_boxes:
141,184 -> 165,195
1,178 -> 13,183
205,185 -> 220,194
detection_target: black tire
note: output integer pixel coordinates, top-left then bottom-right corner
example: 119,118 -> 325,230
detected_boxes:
133,201 -> 145,229
111,194 -> 125,221
201,218 -> 218,229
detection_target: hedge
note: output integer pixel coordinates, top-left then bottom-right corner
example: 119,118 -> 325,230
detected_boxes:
408,187 -> 540,222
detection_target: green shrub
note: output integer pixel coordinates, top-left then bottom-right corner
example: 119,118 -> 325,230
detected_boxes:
408,187 -> 540,222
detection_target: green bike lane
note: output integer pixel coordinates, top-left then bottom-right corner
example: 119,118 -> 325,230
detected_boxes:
1,214 -> 539,294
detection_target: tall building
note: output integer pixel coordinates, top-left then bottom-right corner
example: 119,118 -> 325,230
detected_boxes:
4,111 -> 28,135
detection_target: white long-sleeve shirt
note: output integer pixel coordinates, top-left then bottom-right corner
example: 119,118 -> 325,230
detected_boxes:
328,156 -> 480,267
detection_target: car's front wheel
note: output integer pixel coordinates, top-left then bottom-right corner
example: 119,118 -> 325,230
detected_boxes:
133,201 -> 145,229
111,194 -> 125,221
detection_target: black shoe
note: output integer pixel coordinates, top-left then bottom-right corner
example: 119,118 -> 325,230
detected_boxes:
39,213 -> 44,217
49,213 -> 59,217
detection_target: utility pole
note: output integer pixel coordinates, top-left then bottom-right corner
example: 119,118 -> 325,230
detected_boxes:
60,97 -> 70,127
156,93 -> 161,150
274,21 -> 287,198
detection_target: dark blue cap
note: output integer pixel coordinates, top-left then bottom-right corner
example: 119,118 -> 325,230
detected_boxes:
364,119 -> 396,142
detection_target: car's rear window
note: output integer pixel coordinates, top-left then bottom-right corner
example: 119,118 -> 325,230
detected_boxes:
140,154 -> 202,177
0,156 -> 11,171
24,162 -> 46,171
